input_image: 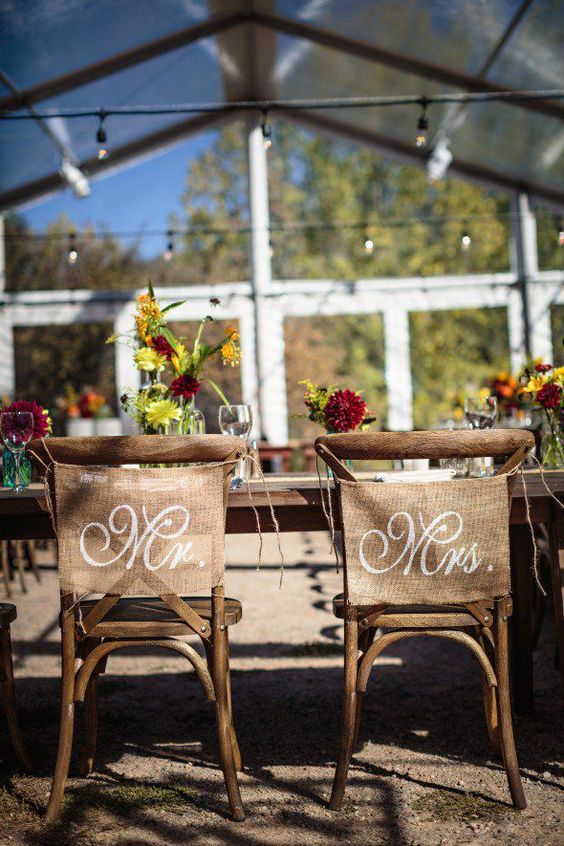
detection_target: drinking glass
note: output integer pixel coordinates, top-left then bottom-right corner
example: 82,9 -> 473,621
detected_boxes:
464,396 -> 498,430
219,404 -> 253,488
464,396 -> 497,476
1,412 -> 34,493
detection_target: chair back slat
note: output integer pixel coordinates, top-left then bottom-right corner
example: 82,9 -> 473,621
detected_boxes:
315,429 -> 534,461
29,434 -> 243,467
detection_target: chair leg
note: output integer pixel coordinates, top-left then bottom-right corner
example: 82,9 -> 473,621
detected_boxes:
26,541 -> 41,584
1,541 -> 11,598
14,542 -> 27,594
330,615 -> 359,811
45,618 -> 76,824
473,626 -> 501,758
353,626 -> 376,751
0,624 -> 32,771
213,625 -> 245,821
80,674 -> 98,777
224,639 -> 243,772
494,600 -> 527,810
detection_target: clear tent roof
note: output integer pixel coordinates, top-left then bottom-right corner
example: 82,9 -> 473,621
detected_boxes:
1,0 -> 563,211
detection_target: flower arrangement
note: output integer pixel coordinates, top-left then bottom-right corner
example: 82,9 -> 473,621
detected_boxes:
300,380 -> 375,433
519,361 -> 564,468
109,283 -> 241,434
487,371 -> 521,413
57,385 -> 110,419
1,399 -> 52,488
2,399 -> 52,438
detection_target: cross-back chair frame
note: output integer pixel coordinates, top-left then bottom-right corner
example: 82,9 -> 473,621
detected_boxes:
29,435 -> 247,823
315,429 -> 535,812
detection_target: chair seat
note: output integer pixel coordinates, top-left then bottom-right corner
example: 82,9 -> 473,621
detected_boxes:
332,594 -> 480,628
80,596 -> 242,638
0,603 -> 17,627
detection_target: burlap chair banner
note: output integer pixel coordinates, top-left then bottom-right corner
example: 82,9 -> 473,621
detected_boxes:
338,474 -> 511,605
51,462 -> 231,597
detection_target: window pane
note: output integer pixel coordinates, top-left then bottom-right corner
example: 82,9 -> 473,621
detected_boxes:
410,307 -> 510,429
285,314 -> 386,438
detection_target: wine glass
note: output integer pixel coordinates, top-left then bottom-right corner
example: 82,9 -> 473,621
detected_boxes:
219,405 -> 253,488
464,396 -> 498,429
1,412 -> 34,493
464,396 -> 497,476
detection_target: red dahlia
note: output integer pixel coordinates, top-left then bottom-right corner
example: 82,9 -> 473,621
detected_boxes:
153,335 -> 175,360
170,375 -> 201,399
535,362 -> 553,373
537,382 -> 562,411
324,389 -> 366,433
5,400 -> 50,438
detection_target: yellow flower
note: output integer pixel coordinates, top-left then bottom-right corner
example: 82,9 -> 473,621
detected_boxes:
134,347 -> 166,372
225,324 -> 240,341
170,343 -> 187,374
478,387 -> 491,400
135,293 -> 162,343
221,339 -> 242,367
552,366 -> 564,385
523,375 -> 547,393
145,399 -> 181,430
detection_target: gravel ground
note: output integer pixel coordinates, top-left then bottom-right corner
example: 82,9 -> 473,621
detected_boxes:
0,533 -> 562,846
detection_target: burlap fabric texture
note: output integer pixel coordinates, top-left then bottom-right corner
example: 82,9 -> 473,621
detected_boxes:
51,462 -> 230,597
338,474 -> 511,605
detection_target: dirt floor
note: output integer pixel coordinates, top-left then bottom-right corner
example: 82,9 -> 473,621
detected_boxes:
1,533 -> 562,846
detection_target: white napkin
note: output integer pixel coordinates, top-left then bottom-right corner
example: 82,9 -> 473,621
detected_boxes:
375,469 -> 456,484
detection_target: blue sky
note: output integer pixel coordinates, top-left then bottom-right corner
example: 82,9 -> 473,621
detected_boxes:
23,131 -> 217,258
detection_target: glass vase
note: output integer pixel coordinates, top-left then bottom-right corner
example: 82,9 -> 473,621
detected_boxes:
176,396 -> 206,435
2,448 -> 32,489
540,412 -> 564,469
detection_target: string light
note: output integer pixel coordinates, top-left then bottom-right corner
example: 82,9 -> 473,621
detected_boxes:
261,110 -> 272,150
461,229 -> 472,250
415,98 -> 429,148
364,236 -> 375,254
96,111 -> 108,160
67,233 -> 78,265
163,230 -> 174,261
558,218 -> 564,246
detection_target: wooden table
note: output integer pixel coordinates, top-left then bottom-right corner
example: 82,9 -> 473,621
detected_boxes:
1,470 -> 562,713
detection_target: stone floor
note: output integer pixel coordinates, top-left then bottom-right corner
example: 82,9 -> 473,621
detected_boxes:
0,533 -> 562,846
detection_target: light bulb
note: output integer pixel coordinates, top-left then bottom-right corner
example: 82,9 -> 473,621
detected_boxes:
96,123 -> 108,160
364,238 -> 374,254
163,242 -> 174,262
415,107 -> 428,148
67,235 -> 78,264
461,232 -> 471,250
261,111 -> 272,150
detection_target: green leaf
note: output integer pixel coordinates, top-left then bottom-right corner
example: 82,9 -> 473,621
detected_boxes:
161,300 -> 187,314
203,379 -> 230,406
147,280 -> 155,299
160,327 -> 179,352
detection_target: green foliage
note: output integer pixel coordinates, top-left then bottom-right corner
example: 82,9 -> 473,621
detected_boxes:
410,307 -> 510,428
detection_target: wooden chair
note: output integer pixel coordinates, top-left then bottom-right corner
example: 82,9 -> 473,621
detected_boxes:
315,428 -> 534,812
0,602 -> 32,770
29,434 -> 247,823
